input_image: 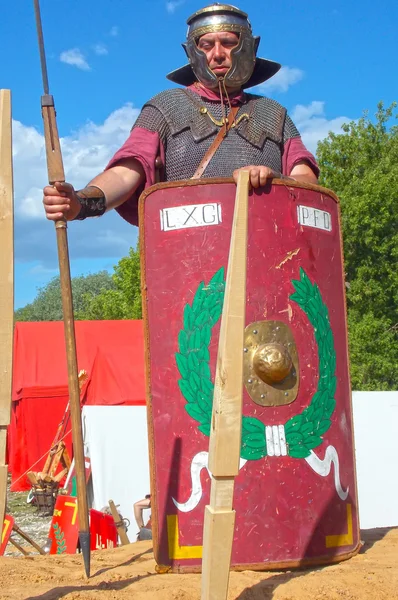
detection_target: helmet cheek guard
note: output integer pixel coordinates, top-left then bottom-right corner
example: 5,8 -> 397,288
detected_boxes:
184,28 -> 257,91
225,32 -> 258,89
167,5 -> 281,90
182,41 -> 218,90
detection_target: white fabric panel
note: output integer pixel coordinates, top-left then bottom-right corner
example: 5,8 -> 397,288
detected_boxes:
82,406 -> 150,538
80,394 -> 398,537
352,391 -> 398,529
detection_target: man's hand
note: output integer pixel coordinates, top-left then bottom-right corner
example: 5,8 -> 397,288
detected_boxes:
233,165 -> 277,188
43,181 -> 82,221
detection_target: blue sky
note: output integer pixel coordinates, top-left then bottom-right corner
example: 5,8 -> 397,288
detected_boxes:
2,0 -> 397,309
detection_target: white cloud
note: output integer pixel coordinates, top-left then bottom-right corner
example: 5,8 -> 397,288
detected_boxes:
291,101 -> 351,154
258,66 -> 304,93
109,26 -> 119,37
29,264 -> 59,277
13,104 -> 139,221
92,44 -> 108,56
60,48 -> 90,71
12,104 -> 140,264
166,0 -> 185,14
291,101 -> 325,122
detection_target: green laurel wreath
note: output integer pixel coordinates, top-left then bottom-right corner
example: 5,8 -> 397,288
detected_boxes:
176,267 -> 336,461
53,522 -> 66,554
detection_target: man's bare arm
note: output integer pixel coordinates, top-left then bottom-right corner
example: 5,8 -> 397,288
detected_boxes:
42,158 -> 145,221
133,497 -> 151,529
289,160 -> 318,184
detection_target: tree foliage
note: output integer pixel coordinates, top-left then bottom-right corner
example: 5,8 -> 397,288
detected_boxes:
15,243 -> 142,322
317,102 -> 398,389
15,271 -> 116,322
78,245 -> 142,320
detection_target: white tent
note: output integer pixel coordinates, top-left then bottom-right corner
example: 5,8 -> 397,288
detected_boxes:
83,405 -> 150,538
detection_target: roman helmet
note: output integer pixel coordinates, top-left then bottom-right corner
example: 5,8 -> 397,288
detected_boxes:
166,3 -> 281,90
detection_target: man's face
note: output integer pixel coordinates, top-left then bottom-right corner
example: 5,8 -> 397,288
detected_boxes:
196,31 -> 239,79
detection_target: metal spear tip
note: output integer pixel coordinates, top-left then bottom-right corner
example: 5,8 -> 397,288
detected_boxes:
79,531 -> 91,578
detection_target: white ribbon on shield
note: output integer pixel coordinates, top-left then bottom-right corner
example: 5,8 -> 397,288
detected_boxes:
172,451 -> 247,513
304,445 -> 349,501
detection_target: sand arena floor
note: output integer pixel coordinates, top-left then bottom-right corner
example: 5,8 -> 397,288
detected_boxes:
0,527 -> 397,600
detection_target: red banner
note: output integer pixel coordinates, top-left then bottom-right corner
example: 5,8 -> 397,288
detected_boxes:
90,509 -> 118,551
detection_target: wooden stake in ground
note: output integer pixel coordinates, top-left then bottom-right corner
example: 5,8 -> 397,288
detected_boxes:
201,171 -> 250,600
0,89 -> 14,528
108,500 -> 130,546
12,522 -> 46,555
33,0 -> 91,577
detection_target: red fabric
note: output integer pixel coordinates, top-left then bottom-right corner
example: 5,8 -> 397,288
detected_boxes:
282,136 -> 320,179
186,83 -> 245,105
8,395 -> 73,492
85,345 -> 146,406
9,320 -> 145,491
108,128 -> 164,226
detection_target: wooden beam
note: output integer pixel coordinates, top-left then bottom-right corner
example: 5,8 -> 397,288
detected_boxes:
12,522 -> 46,555
9,537 -> 30,556
201,171 -> 250,600
0,89 -> 14,527
109,500 -> 130,546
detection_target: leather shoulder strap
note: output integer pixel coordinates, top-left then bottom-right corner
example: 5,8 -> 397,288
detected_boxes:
191,105 -> 240,180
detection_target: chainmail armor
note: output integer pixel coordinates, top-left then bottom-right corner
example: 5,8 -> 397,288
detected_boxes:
131,89 -> 300,180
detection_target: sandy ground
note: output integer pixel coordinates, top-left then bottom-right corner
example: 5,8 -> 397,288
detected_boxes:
0,527 -> 397,600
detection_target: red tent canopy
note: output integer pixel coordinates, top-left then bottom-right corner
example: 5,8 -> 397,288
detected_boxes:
9,320 -> 145,491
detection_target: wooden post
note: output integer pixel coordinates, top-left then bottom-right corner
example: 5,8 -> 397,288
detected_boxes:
108,500 -> 130,546
201,171 -> 250,600
12,522 -> 46,555
9,538 -> 29,556
0,90 -> 14,527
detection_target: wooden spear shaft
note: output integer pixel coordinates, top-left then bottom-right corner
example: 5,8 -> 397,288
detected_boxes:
0,90 -> 14,528
33,0 -> 91,577
201,171 -> 250,600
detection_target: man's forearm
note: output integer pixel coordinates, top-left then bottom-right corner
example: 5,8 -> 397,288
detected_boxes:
289,161 -> 318,185
134,506 -> 144,529
291,173 -> 318,184
75,158 -> 145,219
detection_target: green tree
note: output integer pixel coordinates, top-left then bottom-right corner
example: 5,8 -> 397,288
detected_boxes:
317,102 -> 398,389
15,271 -> 116,322
79,244 -> 142,320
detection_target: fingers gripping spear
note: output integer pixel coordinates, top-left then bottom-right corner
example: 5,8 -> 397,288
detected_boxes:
33,0 -> 91,577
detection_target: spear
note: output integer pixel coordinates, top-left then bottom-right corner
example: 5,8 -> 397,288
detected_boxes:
33,0 -> 91,577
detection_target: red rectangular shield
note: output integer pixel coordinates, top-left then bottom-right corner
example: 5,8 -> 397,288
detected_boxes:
0,515 -> 14,556
48,495 -> 79,555
140,179 -> 360,572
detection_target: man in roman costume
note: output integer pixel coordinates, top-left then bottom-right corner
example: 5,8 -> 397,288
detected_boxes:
42,3 -> 318,223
